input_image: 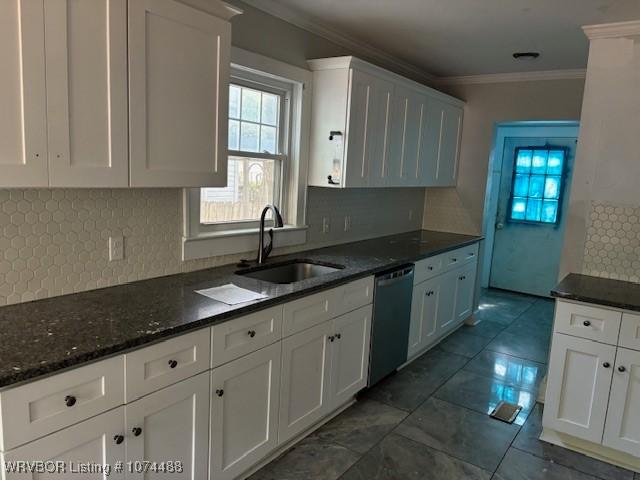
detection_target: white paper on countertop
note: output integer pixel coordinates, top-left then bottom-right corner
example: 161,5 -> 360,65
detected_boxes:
195,284 -> 268,305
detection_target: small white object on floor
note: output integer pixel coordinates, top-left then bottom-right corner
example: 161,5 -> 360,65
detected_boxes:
195,284 -> 268,305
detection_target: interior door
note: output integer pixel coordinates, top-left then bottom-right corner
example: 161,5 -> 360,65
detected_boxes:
490,136 -> 577,296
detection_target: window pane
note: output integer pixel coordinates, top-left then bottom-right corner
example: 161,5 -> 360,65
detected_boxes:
528,175 -> 545,198
511,197 -> 527,220
260,125 -> 277,154
531,150 -> 548,174
229,85 -> 241,119
200,156 -> 277,223
228,120 -> 240,150
515,150 -> 532,173
240,122 -> 259,152
241,88 -> 261,122
526,198 -> 542,221
513,174 -> 529,197
261,93 -> 279,126
547,150 -> 564,175
544,176 -> 561,199
542,200 -> 559,223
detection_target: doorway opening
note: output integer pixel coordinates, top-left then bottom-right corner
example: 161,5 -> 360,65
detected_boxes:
481,122 -> 579,297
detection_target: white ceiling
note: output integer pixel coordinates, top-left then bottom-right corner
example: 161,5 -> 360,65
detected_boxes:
256,0 -> 640,77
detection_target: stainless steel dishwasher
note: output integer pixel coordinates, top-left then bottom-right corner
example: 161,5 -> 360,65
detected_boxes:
368,264 -> 415,387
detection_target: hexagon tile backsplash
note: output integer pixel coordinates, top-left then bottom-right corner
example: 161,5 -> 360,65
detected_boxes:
582,201 -> 640,283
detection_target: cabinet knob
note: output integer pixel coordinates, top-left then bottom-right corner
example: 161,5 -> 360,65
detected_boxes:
216,389 -> 224,397
132,427 -> 142,437
248,330 -> 256,338
328,335 -> 335,342
335,333 -> 341,340
459,275 -> 466,280
451,258 -> 457,262
618,366 -> 627,373
583,321 -> 591,327
114,435 -> 124,445
603,362 -> 611,369
168,359 -> 178,369
64,395 -> 77,407
427,266 -> 433,271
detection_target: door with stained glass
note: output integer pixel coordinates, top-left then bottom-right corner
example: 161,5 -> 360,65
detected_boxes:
490,137 -> 577,297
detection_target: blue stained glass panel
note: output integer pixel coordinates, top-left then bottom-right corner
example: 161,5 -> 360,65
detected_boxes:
528,175 -> 545,198
542,200 -> 559,223
516,150 -> 532,173
547,150 -> 564,174
531,150 -> 548,174
511,197 -> 527,220
544,176 -> 561,199
526,199 -> 542,221
513,175 -> 529,197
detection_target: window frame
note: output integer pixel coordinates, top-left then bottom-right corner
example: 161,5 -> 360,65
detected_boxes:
507,146 -> 568,225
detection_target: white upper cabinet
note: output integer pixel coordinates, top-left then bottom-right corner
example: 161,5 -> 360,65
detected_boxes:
128,0 -> 235,187
44,0 -> 128,187
0,0 -> 49,187
308,56 -> 463,189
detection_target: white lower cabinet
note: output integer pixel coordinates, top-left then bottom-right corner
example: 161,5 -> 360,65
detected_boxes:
436,269 -> 458,334
210,342 -> 281,480
125,373 -> 210,479
603,347 -> 640,456
1,407 -> 126,480
408,277 -> 440,358
454,262 -> 477,324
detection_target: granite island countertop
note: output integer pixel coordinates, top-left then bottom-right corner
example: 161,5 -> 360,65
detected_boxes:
0,230 -> 481,389
551,273 -> 640,312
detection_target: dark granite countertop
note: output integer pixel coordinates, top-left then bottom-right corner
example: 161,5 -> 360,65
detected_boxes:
551,273 -> 640,312
0,230 -> 481,389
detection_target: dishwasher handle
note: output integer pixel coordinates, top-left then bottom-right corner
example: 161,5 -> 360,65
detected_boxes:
376,266 -> 414,287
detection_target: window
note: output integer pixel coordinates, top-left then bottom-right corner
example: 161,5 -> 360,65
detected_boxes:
200,77 -> 290,228
509,147 -> 566,224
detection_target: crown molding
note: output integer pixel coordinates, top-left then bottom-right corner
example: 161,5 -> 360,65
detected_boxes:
437,69 -> 587,85
583,20 -> 640,40
239,0 -> 436,85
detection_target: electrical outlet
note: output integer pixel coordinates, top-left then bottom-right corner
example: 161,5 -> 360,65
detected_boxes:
109,235 -> 124,261
344,216 -> 351,232
322,217 -> 330,234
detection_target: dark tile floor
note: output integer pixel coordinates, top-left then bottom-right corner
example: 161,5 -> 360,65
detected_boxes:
250,289 -> 639,480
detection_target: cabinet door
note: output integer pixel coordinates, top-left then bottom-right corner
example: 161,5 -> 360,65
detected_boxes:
44,0 -> 128,187
211,343 -> 281,480
367,78 -> 393,187
279,320 -> 333,444
128,0 -> 230,187
0,0 -> 48,187
408,278 -> 440,358
330,305 -> 372,409
436,269 -> 458,335
2,407 -> 125,480
542,334 -> 615,443
126,373 -> 209,480
603,348 -> 640,456
454,262 -> 477,324
387,86 -> 425,186
436,102 -> 463,186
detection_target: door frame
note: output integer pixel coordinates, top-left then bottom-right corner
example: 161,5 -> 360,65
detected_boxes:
480,121 -> 579,288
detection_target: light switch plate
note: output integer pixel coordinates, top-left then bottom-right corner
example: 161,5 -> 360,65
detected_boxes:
109,235 -> 124,261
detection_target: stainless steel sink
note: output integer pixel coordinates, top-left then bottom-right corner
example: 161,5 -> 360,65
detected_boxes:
237,260 -> 344,284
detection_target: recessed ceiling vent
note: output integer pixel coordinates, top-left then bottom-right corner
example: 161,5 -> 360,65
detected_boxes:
513,52 -> 540,60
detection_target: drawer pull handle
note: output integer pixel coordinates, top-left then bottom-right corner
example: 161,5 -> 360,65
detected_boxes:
328,335 -> 335,342
459,275 -> 466,280
583,321 -> 591,327
451,258 -> 457,262
427,266 -> 433,271
64,395 -> 77,407
618,366 -> 627,373
132,427 -> 142,437
114,435 -> 124,445
168,359 -> 178,369
335,333 -> 341,340
603,362 -> 611,369
216,389 -> 224,397
248,330 -> 256,338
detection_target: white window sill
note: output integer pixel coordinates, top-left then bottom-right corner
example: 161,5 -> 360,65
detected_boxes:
182,225 -> 308,261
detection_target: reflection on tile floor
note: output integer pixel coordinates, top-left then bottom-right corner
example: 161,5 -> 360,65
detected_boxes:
250,289 -> 637,480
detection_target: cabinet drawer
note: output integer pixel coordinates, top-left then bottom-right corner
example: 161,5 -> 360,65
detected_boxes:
442,243 -> 478,271
212,306 -> 283,367
620,313 -> 640,351
554,301 -> 622,345
414,255 -> 443,284
334,276 -> 374,317
125,329 -> 210,402
0,356 -> 124,451
283,289 -> 336,337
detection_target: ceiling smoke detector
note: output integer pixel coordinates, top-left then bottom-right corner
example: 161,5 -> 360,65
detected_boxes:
513,52 -> 540,60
